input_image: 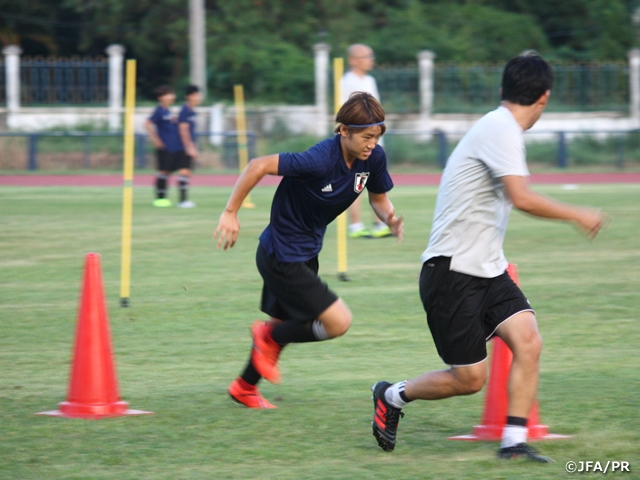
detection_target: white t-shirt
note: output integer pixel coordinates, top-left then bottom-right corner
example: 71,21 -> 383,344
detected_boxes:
421,106 -> 529,278
341,71 -> 380,102
341,71 -> 383,146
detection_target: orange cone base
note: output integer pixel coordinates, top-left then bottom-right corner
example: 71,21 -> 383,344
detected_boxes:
449,424 -> 570,442
37,400 -> 153,419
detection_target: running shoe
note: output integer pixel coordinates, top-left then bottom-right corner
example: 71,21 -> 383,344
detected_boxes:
371,223 -> 392,238
228,377 -> 276,409
497,443 -> 554,463
251,321 -> 282,384
348,226 -> 372,238
153,198 -> 172,207
177,200 -> 196,208
371,381 -> 404,451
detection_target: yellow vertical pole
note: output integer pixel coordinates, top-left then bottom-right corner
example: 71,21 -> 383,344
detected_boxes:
233,84 -> 255,209
120,59 -> 136,307
334,57 -> 348,281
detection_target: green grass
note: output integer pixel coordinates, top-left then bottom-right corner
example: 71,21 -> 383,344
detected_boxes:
1,184 -> 639,479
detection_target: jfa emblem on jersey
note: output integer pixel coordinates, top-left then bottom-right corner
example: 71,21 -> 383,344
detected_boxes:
354,172 -> 369,193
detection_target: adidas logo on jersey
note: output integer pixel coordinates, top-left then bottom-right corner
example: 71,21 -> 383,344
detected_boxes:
321,184 -> 333,192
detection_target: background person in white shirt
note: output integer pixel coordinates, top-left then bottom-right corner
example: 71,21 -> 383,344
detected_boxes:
341,44 -> 391,238
370,52 -> 607,462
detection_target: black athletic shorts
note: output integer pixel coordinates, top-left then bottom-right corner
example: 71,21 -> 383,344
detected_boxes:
256,243 -> 338,322
419,256 -> 534,367
156,150 -> 192,172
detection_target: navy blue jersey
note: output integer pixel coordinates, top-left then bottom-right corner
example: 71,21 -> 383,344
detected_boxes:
149,106 -> 182,152
178,104 -> 197,145
259,135 -> 394,262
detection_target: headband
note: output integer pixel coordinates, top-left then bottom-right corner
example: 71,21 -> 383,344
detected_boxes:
343,121 -> 385,128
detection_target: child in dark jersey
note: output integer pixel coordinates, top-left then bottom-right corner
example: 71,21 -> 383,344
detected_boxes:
175,85 -> 202,208
145,86 -> 182,207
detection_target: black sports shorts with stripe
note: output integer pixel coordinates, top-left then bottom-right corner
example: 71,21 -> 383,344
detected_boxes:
419,255 -> 534,366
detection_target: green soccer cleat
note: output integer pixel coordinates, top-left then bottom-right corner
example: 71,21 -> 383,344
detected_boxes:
371,224 -> 392,238
348,227 -> 372,238
153,198 -> 172,207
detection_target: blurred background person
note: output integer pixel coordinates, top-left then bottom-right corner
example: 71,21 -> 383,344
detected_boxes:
341,44 -> 392,239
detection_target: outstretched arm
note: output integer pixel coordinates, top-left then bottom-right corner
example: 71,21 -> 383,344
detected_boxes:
213,154 -> 280,249
502,175 -> 607,238
368,192 -> 404,243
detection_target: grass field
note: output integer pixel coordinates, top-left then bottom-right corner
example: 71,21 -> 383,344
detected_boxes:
1,184 -> 639,479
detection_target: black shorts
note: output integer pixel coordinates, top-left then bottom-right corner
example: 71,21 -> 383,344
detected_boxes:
419,256 -> 534,367
156,150 -> 192,172
256,244 -> 338,322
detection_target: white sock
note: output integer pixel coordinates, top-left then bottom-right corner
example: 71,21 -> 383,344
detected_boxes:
384,380 -> 408,409
501,425 -> 527,448
311,320 -> 330,341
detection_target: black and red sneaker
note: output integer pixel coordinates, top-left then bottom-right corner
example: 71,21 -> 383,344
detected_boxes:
498,443 -> 554,463
371,381 -> 404,452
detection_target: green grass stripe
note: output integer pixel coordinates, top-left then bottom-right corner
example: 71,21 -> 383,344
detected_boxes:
0,184 -> 638,479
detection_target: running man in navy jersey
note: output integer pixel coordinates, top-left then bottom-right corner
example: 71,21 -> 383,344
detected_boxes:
145,85 -> 183,207
214,92 -> 404,409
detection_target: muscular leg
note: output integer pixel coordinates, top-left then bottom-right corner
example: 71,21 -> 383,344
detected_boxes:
269,298 -> 352,344
494,311 -> 542,418
403,361 -> 487,401
317,298 -> 352,338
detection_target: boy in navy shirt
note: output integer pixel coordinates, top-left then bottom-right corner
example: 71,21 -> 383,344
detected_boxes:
214,92 -> 404,409
145,86 -> 182,207
176,84 -> 202,208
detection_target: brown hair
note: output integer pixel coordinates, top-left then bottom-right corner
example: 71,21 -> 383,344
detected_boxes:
334,91 -> 386,135
155,85 -> 174,98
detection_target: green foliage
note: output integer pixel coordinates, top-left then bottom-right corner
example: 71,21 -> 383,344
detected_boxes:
1,0 -> 638,102
483,0 -> 635,61
366,2 -> 549,64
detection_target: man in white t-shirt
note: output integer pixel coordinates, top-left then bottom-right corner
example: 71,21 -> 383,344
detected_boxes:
370,53 -> 607,462
341,44 -> 391,239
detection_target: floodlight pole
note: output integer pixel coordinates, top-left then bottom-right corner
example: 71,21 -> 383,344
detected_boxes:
189,0 -> 207,99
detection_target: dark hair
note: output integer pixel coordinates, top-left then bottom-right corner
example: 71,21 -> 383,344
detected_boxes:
334,92 -> 386,135
185,84 -> 200,96
155,85 -> 174,98
501,52 -> 553,106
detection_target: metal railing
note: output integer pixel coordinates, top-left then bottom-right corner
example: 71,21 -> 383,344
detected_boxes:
380,129 -> 639,170
1,58 -> 631,112
372,65 -> 420,114
0,131 -> 257,171
368,62 -> 630,114
434,63 -> 630,113
20,56 -> 109,105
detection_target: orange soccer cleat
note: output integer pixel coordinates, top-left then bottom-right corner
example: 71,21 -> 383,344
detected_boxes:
250,321 -> 283,384
228,378 -> 276,409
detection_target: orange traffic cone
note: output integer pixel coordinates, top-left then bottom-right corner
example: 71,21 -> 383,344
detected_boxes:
449,263 -> 568,441
37,253 -> 152,419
